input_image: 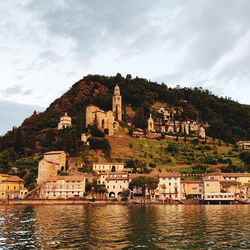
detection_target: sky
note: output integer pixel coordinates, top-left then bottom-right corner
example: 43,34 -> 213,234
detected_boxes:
1,0 -> 250,135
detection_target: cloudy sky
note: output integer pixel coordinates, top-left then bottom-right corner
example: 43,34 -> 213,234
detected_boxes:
1,0 -> 250,135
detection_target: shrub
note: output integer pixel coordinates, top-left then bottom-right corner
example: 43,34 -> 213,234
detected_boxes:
88,137 -> 111,157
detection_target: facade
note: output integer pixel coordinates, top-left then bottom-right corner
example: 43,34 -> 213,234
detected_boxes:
205,172 -> 250,185
58,113 -> 72,130
181,180 -> 203,199
155,172 -> 181,200
86,85 -> 122,136
37,151 -> 66,184
237,141 -> 250,150
0,174 -> 27,200
93,162 -> 125,174
105,176 -> 129,198
40,176 -> 88,199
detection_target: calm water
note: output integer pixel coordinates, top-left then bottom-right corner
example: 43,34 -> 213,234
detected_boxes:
0,205 -> 249,249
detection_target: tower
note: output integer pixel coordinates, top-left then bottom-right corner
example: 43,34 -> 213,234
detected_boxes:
147,113 -> 155,132
112,84 -> 122,121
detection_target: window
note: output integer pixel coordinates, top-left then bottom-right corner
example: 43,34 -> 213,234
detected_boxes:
199,184 -> 202,187
207,184 -> 209,187
120,186 -> 122,188
107,186 -> 109,188
113,186 -> 115,189
199,189 -> 202,193
169,183 -> 171,185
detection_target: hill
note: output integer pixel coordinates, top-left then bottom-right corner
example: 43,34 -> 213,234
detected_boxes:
0,73 -> 249,188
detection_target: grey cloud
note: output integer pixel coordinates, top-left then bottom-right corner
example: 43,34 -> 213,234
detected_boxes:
26,0 -> 165,57
1,84 -> 33,96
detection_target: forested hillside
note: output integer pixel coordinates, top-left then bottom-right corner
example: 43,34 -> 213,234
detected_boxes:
0,73 -> 249,181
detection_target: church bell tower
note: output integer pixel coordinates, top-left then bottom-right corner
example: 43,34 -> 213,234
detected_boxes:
112,84 -> 122,121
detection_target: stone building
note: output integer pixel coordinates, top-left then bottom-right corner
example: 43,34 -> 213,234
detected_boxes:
112,84 -> 122,121
58,113 -> 72,130
37,151 -> 66,184
85,85 -> 122,136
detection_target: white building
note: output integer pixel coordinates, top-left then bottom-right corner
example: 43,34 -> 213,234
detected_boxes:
105,176 -> 129,198
40,176 -> 89,199
155,172 -> 181,200
58,113 -> 72,130
92,162 -> 125,174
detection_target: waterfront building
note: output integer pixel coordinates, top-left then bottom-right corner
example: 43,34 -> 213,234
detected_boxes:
58,112 -> 72,130
155,172 -> 181,200
37,151 -> 66,184
0,174 -> 28,200
40,175 -> 90,199
92,162 -> 125,174
105,175 -> 129,198
181,180 -> 203,200
205,172 -> 250,185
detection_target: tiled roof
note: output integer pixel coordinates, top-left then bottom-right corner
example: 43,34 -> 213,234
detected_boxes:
1,175 -> 24,182
47,175 -> 89,181
93,162 -> 125,165
106,177 -> 129,180
44,151 -> 65,155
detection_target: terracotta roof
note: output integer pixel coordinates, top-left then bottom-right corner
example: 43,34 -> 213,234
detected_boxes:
106,177 -> 129,180
100,172 -> 129,176
1,175 -> 23,182
44,151 -> 65,155
181,180 -> 203,184
47,175 -> 89,181
93,162 -> 125,165
222,173 -> 250,177
157,172 -> 181,178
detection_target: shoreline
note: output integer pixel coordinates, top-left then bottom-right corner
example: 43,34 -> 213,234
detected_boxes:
1,199 -> 249,206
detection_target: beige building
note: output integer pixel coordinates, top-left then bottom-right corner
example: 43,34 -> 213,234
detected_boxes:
0,174 -> 28,200
181,180 -> 203,200
40,176 -> 88,199
37,151 -> 66,184
93,162 -> 125,174
86,85 -> 122,136
58,112 -> 72,130
205,172 -> 250,185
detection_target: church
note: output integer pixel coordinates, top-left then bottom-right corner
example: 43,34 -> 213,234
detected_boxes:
85,84 -> 122,136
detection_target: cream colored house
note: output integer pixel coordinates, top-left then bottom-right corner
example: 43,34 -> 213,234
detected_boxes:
155,172 -> 181,200
105,176 -> 129,198
92,162 -> 125,174
58,112 -> 72,130
37,151 -> 66,184
40,176 -> 88,199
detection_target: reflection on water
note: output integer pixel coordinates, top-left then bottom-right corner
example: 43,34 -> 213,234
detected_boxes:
0,205 -> 249,249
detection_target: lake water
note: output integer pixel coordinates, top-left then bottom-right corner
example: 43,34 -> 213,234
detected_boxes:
0,204 -> 249,249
